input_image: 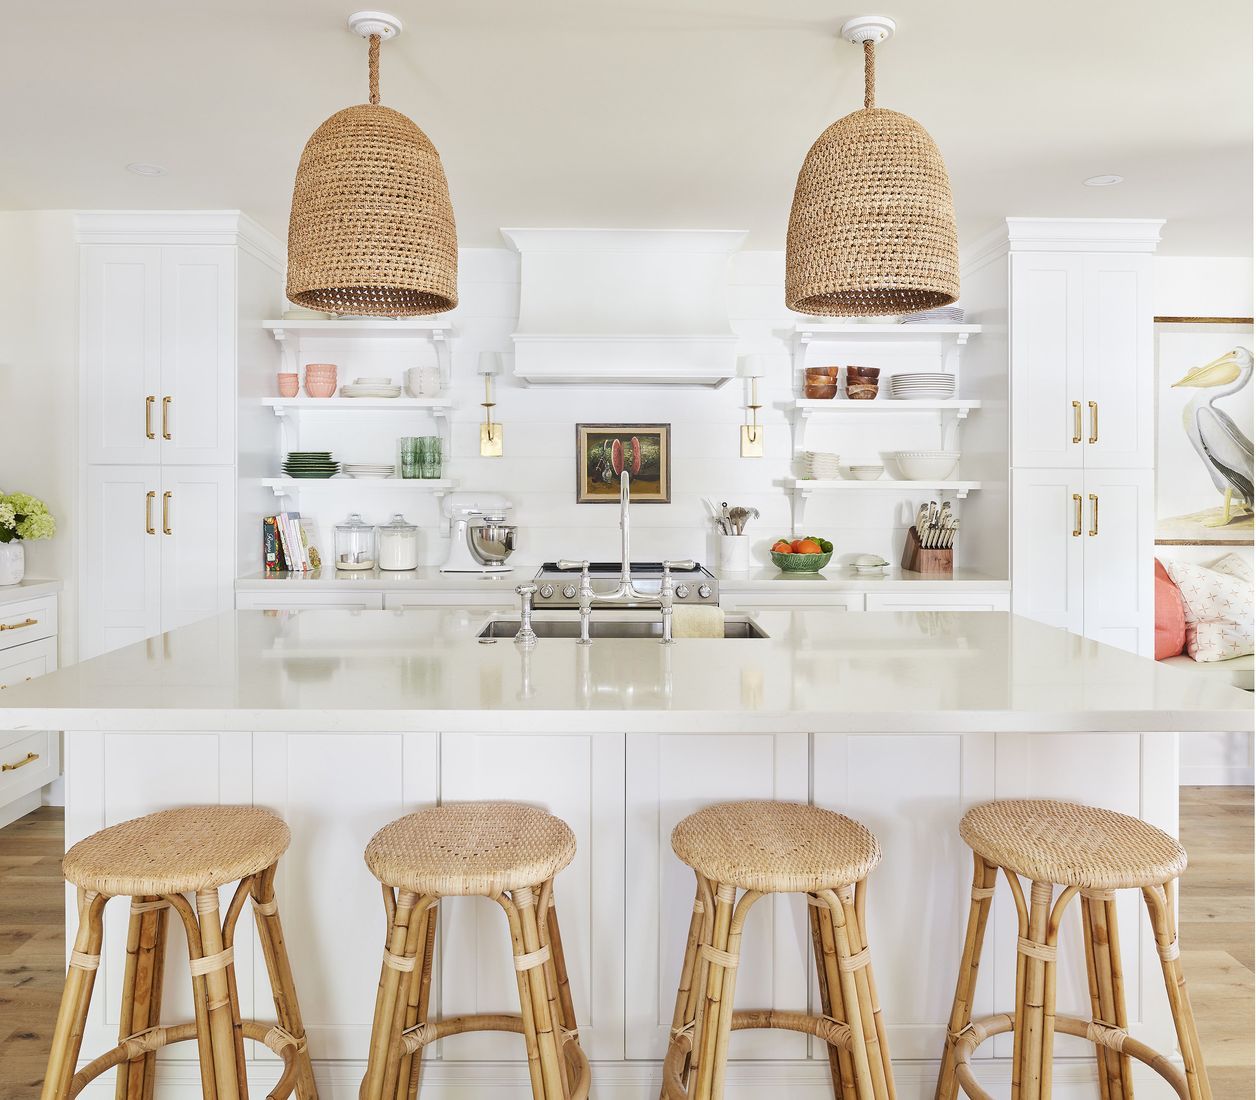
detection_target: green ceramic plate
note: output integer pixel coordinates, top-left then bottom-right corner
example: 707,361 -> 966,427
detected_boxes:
771,550 -> 833,573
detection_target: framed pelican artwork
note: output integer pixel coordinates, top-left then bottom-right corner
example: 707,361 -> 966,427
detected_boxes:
1155,317 -> 1254,546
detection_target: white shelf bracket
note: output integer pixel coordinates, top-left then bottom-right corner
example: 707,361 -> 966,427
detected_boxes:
268,326 -> 301,375
789,485 -> 813,535
944,332 -> 969,374
791,405 -> 812,458
432,330 -> 452,391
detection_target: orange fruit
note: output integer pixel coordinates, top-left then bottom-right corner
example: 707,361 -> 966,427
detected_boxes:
795,539 -> 823,555
771,539 -> 792,553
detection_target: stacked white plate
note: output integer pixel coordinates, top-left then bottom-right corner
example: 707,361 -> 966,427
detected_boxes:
900,305 -> 966,325
802,451 -> 841,479
342,463 -> 397,479
889,372 -> 956,400
341,376 -> 402,399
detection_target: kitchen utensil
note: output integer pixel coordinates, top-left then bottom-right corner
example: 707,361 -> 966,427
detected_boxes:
804,365 -> 840,399
440,495 -> 514,573
845,365 -> 880,400
727,506 -> 759,535
334,513 -> 376,571
893,451 -> 961,480
719,533 -> 750,572
847,464 -> 884,481
378,513 -> 419,571
469,521 -> 518,566
852,553 -> 889,575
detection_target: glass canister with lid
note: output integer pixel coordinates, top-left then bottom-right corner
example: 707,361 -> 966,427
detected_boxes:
378,513 -> 419,571
334,513 -> 377,571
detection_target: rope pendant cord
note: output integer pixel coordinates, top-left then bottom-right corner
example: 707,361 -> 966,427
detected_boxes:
863,39 -> 875,109
368,33 -> 380,105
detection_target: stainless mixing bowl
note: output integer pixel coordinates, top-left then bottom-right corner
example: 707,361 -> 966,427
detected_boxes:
468,522 -> 518,565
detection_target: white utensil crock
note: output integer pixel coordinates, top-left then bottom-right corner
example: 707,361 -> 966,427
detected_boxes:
718,534 -> 750,573
0,541 -> 25,586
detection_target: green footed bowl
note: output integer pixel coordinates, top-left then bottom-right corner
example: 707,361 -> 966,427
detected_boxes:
771,550 -> 833,573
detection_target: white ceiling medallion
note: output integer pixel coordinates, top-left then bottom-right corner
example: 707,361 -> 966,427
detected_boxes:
125,162 -> 168,176
347,10 -> 403,39
839,15 -> 896,43
1083,174 -> 1125,187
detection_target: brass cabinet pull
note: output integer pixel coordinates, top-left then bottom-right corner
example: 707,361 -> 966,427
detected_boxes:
1072,494 -> 1083,537
1088,401 -> 1098,444
145,395 -> 156,440
2,752 -> 39,772
1089,493 -> 1099,536
162,396 -> 172,440
145,490 -> 156,535
0,617 -> 37,632
162,491 -> 173,536
1072,401 -> 1082,444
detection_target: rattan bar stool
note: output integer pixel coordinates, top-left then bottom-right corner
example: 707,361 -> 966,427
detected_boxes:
41,805 -> 316,1100
359,802 -> 590,1100
936,798 -> 1211,1100
659,800 -> 895,1100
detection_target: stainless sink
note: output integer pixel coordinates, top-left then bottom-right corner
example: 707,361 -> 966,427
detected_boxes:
476,618 -> 769,640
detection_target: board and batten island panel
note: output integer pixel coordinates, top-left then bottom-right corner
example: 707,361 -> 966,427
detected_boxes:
2,608 -> 1249,1099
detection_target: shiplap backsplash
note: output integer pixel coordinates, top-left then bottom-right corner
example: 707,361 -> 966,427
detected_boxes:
278,247 -> 979,570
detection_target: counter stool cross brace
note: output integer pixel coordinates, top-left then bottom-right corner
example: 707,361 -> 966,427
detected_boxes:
41,806 -> 316,1100
935,799 -> 1212,1100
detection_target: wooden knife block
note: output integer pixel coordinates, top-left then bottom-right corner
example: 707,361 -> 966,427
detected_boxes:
901,527 -> 953,575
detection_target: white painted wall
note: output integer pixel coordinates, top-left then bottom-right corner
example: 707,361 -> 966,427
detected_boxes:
0,211 -> 79,663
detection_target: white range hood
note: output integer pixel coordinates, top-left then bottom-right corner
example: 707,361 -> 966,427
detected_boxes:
502,228 -> 746,387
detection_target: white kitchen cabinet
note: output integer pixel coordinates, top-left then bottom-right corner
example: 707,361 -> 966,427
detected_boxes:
625,730 -> 809,1061
82,465 -> 235,658
1012,468 -> 1154,656
1010,249 -> 1154,471
0,594 -> 60,828
439,732 -> 625,1062
82,244 -> 235,466
864,592 -> 1010,612
720,591 -> 865,612
383,590 -> 516,611
235,590 -> 385,611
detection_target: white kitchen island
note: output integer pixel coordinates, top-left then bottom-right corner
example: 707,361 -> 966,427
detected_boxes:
0,608 -> 1249,1100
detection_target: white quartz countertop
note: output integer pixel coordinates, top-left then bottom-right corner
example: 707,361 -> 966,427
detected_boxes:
235,566 -> 1009,592
0,577 -> 62,602
0,608 -> 1247,735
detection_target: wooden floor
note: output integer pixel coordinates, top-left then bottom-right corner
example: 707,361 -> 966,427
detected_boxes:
0,791 -> 1251,1098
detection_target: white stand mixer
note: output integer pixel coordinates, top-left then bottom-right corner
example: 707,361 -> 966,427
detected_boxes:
441,494 -> 516,573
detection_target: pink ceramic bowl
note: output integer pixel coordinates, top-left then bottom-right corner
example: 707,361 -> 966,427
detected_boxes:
305,381 -> 337,399
278,373 -> 299,397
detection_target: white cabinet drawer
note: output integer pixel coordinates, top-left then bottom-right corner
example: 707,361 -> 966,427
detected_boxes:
235,590 -> 385,611
0,595 -> 56,651
0,730 -> 57,800
865,592 -> 1011,612
721,592 -> 865,612
0,635 -> 58,689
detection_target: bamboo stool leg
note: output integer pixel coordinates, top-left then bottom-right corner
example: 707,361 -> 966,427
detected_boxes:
115,897 -> 169,1100
362,889 -> 429,1100
40,890 -> 109,1100
935,855 -> 998,1100
1014,881 -> 1054,1100
515,884 -> 569,1099
811,893 -> 860,1100
250,865 -> 319,1100
394,898 -> 437,1100
164,893 -> 219,1100
1143,882 -> 1213,1100
817,890 -> 878,1100
690,882 -> 738,1100
660,875 -> 712,1099
1081,890 -> 1133,1099
193,888 -> 244,1100
849,881 -> 896,1099
543,886 -> 579,1035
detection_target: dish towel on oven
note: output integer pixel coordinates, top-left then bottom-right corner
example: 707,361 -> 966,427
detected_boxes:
671,605 -> 726,638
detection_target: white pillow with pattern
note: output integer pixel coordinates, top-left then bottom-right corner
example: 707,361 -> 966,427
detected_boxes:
1162,557 -> 1254,662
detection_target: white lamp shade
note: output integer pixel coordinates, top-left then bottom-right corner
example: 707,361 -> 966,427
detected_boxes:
738,354 -> 769,379
477,351 -> 503,376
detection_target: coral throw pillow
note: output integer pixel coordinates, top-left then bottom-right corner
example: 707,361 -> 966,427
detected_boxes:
1154,560 -> 1187,660
1162,556 -> 1255,663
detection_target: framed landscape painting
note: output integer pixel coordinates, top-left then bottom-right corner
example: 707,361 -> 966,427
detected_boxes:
1154,317 -> 1253,546
576,423 -> 671,503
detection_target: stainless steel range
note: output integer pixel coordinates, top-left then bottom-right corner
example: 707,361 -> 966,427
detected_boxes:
531,560 -> 718,609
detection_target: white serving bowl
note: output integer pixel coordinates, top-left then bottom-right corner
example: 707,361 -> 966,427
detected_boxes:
893,450 -> 961,480
847,464 -> 884,481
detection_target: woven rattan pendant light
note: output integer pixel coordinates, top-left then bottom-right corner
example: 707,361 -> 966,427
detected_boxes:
786,15 -> 958,317
287,11 -> 457,317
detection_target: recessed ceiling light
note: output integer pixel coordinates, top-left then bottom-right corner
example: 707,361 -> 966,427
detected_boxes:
126,162 -> 168,177
1083,174 -> 1124,187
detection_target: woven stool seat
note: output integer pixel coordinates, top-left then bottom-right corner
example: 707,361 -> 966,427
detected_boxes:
670,799 -> 881,894
959,799 -> 1187,891
62,805 -> 290,896
365,802 -> 576,897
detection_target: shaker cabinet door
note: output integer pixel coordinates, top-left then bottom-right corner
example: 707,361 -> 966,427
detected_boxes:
82,465 -> 162,659
159,466 -> 237,633
1081,468 -> 1154,656
1010,468 -> 1085,636
159,247 -> 237,465
1010,252 -> 1085,468
82,247 -> 162,465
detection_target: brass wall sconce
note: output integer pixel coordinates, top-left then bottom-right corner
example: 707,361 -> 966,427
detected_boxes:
478,351 -> 503,457
740,354 -> 767,458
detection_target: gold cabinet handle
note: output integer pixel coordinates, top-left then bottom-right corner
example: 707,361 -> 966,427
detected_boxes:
162,396 -> 172,441
1088,401 -> 1098,444
1089,493 -> 1099,536
162,491 -> 172,536
145,395 -> 156,440
1072,401 -> 1082,444
1072,493 -> 1083,537
2,752 -> 39,772
145,490 -> 156,535
0,617 -> 37,632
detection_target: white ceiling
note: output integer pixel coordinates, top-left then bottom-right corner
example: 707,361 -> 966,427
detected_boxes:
2,1 -> 1251,256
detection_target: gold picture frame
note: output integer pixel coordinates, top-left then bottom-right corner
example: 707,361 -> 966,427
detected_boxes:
576,424 -> 671,503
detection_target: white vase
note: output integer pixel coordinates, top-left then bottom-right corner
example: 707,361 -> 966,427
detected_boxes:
0,541 -> 24,586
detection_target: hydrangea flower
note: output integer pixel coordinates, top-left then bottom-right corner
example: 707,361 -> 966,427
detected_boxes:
0,491 -> 55,542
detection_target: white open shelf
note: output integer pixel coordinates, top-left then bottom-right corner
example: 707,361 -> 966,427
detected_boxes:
788,478 -> 982,495
260,477 -> 456,498
261,397 -> 452,413
262,318 -> 454,338
792,398 -> 982,413
794,322 -> 982,340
